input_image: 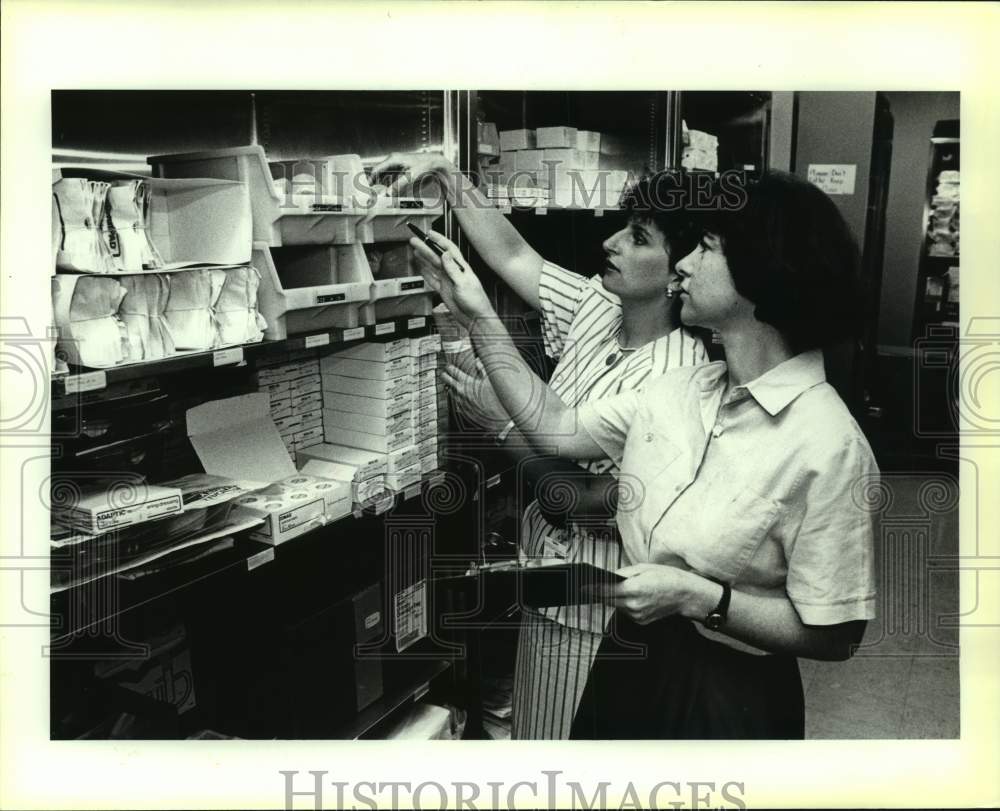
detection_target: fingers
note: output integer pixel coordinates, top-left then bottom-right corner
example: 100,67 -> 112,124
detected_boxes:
616,563 -> 654,578
424,230 -> 460,255
409,236 -> 444,270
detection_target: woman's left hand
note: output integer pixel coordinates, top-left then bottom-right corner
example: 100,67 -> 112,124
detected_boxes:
611,563 -> 705,625
441,361 -> 513,433
409,232 -> 494,328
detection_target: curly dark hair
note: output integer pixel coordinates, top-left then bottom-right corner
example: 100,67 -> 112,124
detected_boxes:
702,170 -> 863,351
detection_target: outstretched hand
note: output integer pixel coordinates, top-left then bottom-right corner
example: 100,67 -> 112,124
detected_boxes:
369,152 -> 453,200
409,231 -> 494,328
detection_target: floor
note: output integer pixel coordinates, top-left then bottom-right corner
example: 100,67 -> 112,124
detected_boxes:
801,472 -> 961,739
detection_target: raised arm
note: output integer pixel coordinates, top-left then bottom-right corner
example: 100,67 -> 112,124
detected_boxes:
370,153 -> 544,310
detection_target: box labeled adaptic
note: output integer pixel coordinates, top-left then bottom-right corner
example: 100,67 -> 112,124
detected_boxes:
323,389 -> 413,419
320,355 -> 413,381
294,425 -> 324,448
388,444 -> 421,474
325,423 -> 415,454
298,443 -> 388,480
321,373 -> 413,400
56,482 -> 184,534
288,374 -> 321,397
386,462 -> 422,491
334,339 -> 412,363
323,408 -> 413,438
290,391 -> 323,414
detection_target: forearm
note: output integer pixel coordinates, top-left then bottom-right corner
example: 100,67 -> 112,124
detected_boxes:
469,314 -> 602,459
678,576 -> 865,661
430,163 -> 543,309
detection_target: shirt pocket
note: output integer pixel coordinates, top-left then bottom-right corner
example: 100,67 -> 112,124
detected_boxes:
683,484 -> 784,583
619,419 -> 684,522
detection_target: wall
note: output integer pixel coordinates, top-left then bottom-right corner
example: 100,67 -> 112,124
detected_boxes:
878,91 -> 960,348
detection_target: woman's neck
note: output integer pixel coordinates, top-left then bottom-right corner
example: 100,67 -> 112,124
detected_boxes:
717,319 -> 796,386
619,295 -> 678,348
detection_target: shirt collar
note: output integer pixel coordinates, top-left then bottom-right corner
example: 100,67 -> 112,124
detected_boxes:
743,349 -> 827,416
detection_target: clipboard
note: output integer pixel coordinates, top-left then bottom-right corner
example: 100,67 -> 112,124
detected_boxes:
431,561 -> 624,608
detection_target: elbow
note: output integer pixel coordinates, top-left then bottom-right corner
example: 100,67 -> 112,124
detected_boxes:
808,620 -> 867,661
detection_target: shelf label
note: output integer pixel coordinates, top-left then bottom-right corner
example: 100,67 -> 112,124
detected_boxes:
304,333 -> 330,349
213,347 -> 244,367
394,581 -> 428,652
408,317 -> 426,330
343,327 -> 365,342
375,322 -> 396,336
247,548 -> 275,571
486,473 -> 501,489
807,164 -> 857,195
64,371 -> 106,394
404,484 -> 422,501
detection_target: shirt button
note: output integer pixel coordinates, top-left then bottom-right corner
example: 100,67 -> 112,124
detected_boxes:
712,425 -> 722,438
644,432 -> 654,442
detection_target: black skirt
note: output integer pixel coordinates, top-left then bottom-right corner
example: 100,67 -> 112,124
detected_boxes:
570,614 -> 804,739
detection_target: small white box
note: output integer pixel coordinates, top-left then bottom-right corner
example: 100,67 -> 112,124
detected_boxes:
299,459 -> 386,504
259,380 -> 291,399
414,334 -> 442,356
235,490 -> 325,545
323,389 -> 413,418
301,412 -> 323,430
325,424 -> 415,454
417,436 -> 438,457
386,462 -> 422,491
388,444 -> 420,474
295,425 -> 324,447
576,130 -> 601,152
416,353 -> 439,372
274,414 -> 303,436
270,402 -> 293,421
291,391 -> 323,414
499,129 -> 535,151
298,443 -> 387,480
288,375 -> 321,397
536,126 -> 578,149
322,373 -> 413,400
323,407 -> 413,438
419,453 -> 438,474
335,339 -> 411,362
321,355 -> 413,381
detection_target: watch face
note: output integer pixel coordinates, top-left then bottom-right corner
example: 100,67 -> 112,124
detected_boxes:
705,612 -> 723,631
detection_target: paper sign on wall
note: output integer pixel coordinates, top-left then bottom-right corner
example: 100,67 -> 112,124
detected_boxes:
394,581 -> 428,652
807,164 -> 857,195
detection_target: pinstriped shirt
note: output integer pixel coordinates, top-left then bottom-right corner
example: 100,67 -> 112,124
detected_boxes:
523,261 -> 708,633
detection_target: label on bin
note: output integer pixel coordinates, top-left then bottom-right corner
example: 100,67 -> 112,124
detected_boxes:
316,293 -> 346,304
64,371 -> 107,394
375,323 -> 396,336
247,548 -> 275,571
400,280 -> 425,291
343,327 -> 365,342
213,348 -> 244,367
394,581 -> 428,652
304,333 -> 330,349
407,317 -> 426,330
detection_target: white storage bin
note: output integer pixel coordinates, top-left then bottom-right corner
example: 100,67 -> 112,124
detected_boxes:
149,146 -> 365,248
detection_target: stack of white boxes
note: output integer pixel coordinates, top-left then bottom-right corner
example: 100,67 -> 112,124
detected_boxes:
253,353 -> 324,457
680,124 -> 719,172
312,334 -> 446,502
487,126 -> 631,209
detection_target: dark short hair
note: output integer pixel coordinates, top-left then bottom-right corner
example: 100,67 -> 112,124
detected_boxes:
703,170 -> 863,351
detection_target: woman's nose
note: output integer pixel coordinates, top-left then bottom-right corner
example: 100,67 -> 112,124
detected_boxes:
603,228 -> 623,254
674,248 -> 697,277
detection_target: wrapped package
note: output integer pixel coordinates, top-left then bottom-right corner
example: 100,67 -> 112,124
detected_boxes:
104,180 -> 164,271
215,266 -> 266,347
164,269 -> 225,351
53,178 -> 115,273
119,274 -> 175,361
52,274 -> 129,368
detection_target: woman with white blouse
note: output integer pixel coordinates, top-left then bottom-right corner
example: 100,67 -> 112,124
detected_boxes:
423,170 -> 879,739
374,154 -> 709,738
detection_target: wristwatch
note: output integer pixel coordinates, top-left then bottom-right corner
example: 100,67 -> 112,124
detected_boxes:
704,577 -> 732,631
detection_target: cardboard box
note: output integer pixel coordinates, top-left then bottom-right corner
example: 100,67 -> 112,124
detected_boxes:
288,375 -> 321,397
334,339 -> 412,363
294,425 -> 324,448
323,389 -> 413,419
417,437 -> 438,458
413,334 -> 442,356
323,407 -> 413,438
386,462 -> 422,491
298,443 -> 388,480
270,402 -> 293,422
274,414 -> 303,436
56,483 -> 183,535
320,355 -> 413,381
260,380 -> 291,400
536,126 -> 578,149
388,444 -> 420,474
419,453 -> 438,475
416,353 -> 439,373
291,391 -> 323,414
300,412 -> 323,431
322,373 -> 413,400
325,424 -> 415,455
514,149 -> 546,174
499,129 -> 535,151
576,130 -> 602,152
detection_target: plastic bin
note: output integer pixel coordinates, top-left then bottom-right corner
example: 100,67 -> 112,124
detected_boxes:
149,146 -> 364,248
252,242 -> 373,340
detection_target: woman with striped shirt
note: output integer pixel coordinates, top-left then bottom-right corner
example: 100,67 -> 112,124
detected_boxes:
375,155 -> 709,738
